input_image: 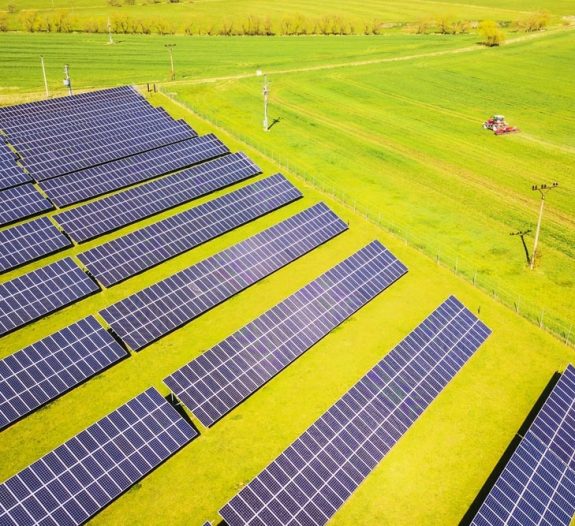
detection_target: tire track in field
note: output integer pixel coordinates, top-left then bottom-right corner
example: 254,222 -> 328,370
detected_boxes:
166,27 -> 574,88
273,92 -> 575,230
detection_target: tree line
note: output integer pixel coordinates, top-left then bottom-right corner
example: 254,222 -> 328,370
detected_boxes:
0,11 -> 553,38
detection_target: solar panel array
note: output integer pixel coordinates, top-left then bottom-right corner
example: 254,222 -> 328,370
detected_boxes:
471,365 -> 575,526
165,241 -> 408,427
80,174 -> 302,287
39,134 -> 229,207
0,162 -> 30,191
0,217 -> 71,273
55,152 -> 261,243
219,296 -> 491,526
100,203 -> 347,351
0,388 -> 197,526
0,316 -> 128,430
0,184 -> 53,227
0,258 -> 99,336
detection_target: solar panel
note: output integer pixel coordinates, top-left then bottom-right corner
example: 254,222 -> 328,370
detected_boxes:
219,296 -> 492,526
23,121 -> 195,180
472,437 -> 575,526
0,258 -> 99,337
79,174 -> 302,287
0,387 -> 197,526
165,240 -> 408,428
100,203 -> 347,351
0,217 -> 72,273
471,365 -> 575,526
55,152 -> 262,243
0,316 -> 128,430
0,184 -> 54,227
39,134 -> 229,207
0,164 -> 31,191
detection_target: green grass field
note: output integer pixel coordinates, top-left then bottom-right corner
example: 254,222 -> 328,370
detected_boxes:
0,9 -> 574,526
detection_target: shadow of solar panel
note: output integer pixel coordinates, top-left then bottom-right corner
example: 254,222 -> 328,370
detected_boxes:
39,134 -> 229,207
165,240 -> 408,427
0,258 -> 100,337
0,316 -> 128,430
100,203 -> 347,351
0,217 -> 72,273
219,296 -> 491,526
0,184 -> 53,227
80,174 -> 302,287
471,435 -> 575,526
24,121 -> 196,180
56,152 -> 262,243
0,388 -> 197,526
0,164 -> 30,191
470,365 -> 575,526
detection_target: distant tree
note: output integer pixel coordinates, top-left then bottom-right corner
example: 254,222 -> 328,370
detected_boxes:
20,11 -> 39,32
83,18 -> 103,33
516,10 -> 550,31
479,19 -> 505,46
280,16 -> 293,35
415,19 -> 431,34
183,21 -> 194,35
219,19 -> 234,36
108,0 -> 122,6
7,4 -> 17,14
370,19 -> 383,35
262,16 -> 273,35
0,13 -> 8,32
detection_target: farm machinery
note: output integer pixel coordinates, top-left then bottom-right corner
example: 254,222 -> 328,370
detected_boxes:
483,115 -> 520,135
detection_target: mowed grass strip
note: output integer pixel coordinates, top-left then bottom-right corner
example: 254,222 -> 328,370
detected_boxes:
0,95 -> 572,526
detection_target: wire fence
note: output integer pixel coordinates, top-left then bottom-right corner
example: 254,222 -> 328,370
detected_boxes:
158,88 -> 574,349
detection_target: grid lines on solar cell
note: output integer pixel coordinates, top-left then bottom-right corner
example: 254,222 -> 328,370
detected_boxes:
55,152 -> 262,243
22,121 -> 196,180
0,316 -> 128,430
0,258 -> 99,336
100,203 -> 348,351
471,365 -> 575,526
0,217 -> 71,273
0,388 -> 197,526
219,296 -> 492,526
39,134 -> 229,207
165,240 -> 408,427
79,174 -> 302,287
0,184 -> 53,227
0,164 -> 31,191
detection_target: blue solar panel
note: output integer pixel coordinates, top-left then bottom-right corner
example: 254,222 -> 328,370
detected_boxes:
0,217 -> 71,273
471,365 -> 575,526
79,174 -> 302,287
0,163 -> 31,191
39,134 -> 229,207
0,387 -> 197,526
55,152 -> 261,243
100,203 -> 348,351
165,240 -> 408,427
0,316 -> 128,430
0,184 -> 53,227
23,120 -> 196,180
0,258 -> 100,336
219,296 -> 491,526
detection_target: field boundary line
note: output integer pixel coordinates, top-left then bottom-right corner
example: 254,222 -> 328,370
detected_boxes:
155,88 -> 574,349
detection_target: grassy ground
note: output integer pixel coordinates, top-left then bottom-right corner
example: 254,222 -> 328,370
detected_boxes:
166,28 -> 575,341
1,0 -> 573,34
0,94 -> 573,526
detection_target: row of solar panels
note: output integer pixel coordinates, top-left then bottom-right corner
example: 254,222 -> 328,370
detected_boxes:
0,292 -> 493,526
0,87 -> 198,181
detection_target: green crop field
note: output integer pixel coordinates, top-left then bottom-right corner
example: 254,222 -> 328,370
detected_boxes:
0,4 -> 574,526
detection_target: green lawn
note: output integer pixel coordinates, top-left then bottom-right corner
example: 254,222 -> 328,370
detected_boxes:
0,20 -> 574,526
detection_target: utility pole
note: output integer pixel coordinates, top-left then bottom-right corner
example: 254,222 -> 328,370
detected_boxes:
63,64 -> 72,96
262,74 -> 269,132
40,56 -> 49,98
165,44 -> 176,81
530,182 -> 559,270
107,17 -> 114,45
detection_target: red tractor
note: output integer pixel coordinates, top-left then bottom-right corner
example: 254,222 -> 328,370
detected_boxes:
483,115 -> 520,135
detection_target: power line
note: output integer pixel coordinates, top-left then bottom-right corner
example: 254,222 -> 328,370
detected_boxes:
530,182 -> 559,270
